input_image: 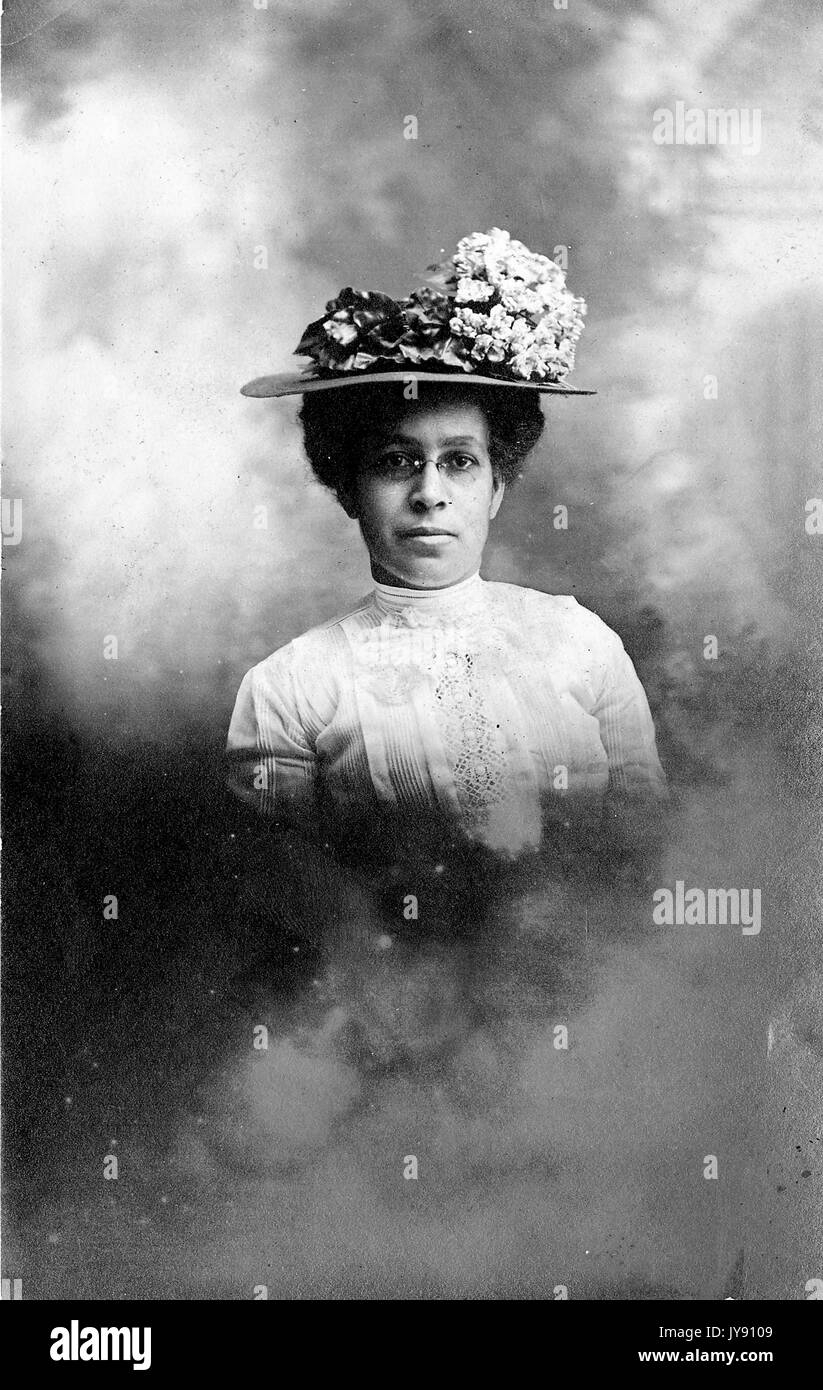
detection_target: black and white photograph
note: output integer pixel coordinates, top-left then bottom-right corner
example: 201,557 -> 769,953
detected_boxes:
2,0 -> 822,1328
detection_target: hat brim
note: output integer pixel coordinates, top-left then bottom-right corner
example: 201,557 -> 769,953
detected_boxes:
241,369 -> 595,398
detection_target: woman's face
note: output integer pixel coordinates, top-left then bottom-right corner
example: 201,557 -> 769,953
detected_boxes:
346,400 -> 505,589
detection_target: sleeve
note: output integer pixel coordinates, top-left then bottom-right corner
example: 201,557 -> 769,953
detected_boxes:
225,649 -> 318,827
591,626 -> 667,802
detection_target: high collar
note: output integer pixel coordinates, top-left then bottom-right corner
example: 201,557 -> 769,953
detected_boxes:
372,570 -> 486,623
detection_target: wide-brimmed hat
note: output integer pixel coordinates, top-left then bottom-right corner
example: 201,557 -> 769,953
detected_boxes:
241,229 -> 595,399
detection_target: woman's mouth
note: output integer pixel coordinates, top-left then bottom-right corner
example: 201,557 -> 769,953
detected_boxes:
400,527 -> 455,539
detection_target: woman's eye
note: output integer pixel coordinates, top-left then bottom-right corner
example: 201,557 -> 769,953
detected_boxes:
449,453 -> 478,470
377,452 -> 414,470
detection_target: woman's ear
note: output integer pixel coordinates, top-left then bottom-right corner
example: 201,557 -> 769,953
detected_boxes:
339,487 -> 359,519
489,476 -> 506,519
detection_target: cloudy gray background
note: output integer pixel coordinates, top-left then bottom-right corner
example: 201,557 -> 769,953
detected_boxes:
3,0 -> 821,1299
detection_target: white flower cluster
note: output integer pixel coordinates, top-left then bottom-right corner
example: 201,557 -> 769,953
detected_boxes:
448,228 -> 586,381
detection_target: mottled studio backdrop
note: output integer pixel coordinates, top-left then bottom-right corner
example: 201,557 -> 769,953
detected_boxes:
3,0 -> 822,1298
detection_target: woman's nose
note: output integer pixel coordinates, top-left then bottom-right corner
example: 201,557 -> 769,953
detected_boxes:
408,459 -> 449,509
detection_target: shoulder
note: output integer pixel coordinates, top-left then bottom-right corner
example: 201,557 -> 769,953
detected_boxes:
485,581 -> 622,653
238,592 -> 372,694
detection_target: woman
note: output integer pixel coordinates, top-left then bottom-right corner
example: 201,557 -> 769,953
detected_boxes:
227,230 -> 665,963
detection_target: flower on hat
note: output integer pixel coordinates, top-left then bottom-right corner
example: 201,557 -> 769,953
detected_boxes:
294,229 -> 586,384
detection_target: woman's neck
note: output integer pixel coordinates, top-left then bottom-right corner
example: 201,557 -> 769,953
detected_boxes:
369,561 -> 480,591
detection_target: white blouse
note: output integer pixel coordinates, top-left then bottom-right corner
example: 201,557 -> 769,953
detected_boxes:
226,572 -> 666,858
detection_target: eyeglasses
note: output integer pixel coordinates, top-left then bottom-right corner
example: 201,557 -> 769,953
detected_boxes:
365,451 -> 482,480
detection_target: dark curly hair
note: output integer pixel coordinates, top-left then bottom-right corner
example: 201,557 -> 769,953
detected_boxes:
298,380 -> 545,506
